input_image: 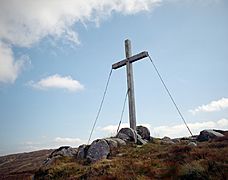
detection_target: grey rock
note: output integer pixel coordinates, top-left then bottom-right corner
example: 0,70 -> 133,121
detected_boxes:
213,129 -> 227,135
104,138 -> 118,150
188,142 -> 197,147
197,129 -> 224,142
77,144 -> 89,160
136,125 -> 150,140
117,128 -> 137,143
162,136 -> 171,141
110,138 -> 126,146
161,136 -> 176,145
116,132 -> 131,141
172,138 -> 181,143
49,146 -> 77,158
86,139 -> 110,163
161,140 -> 175,145
136,134 -> 147,145
44,146 -> 77,166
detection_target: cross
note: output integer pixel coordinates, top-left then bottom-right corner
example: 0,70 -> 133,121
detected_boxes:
112,39 -> 148,130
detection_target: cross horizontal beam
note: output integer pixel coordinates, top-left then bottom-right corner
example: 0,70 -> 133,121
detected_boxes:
112,51 -> 149,70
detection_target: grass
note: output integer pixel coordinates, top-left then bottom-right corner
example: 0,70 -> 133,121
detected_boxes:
33,136 -> 228,179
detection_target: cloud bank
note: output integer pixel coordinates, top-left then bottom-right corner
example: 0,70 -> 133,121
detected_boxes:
54,137 -> 83,145
101,123 -> 151,134
101,118 -> 228,138
152,118 -> 228,138
0,42 -> 27,83
189,98 -> 228,114
29,74 -> 84,92
0,0 -> 161,84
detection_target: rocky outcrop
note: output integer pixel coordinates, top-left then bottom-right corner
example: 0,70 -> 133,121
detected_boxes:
86,139 -> 110,163
117,127 -> 137,143
77,144 -> 90,160
44,126 -> 152,164
197,130 -> 224,142
136,125 -> 150,141
104,138 -> 118,150
136,134 -> 147,145
110,137 -> 126,146
116,126 -> 152,145
161,136 -> 175,145
44,146 -> 77,166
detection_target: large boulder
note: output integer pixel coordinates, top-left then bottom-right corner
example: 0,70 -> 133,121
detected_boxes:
136,126 -> 150,141
77,144 -> 90,160
116,128 -> 137,143
44,146 -> 77,166
116,132 -> 131,142
110,138 -> 127,146
104,138 -> 118,150
136,134 -> 147,145
86,139 -> 110,163
49,146 -> 77,157
197,130 -> 224,142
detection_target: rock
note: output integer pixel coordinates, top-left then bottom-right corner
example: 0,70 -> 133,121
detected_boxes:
172,138 -> 181,143
188,142 -> 197,147
213,129 -> 228,135
136,126 -> 150,140
44,146 -> 77,166
104,138 -> 118,150
77,144 -> 89,160
161,140 -> 175,145
162,136 -> 171,141
86,139 -> 110,163
136,134 -> 147,145
197,130 -> 224,142
49,146 -> 77,158
161,137 -> 175,145
116,132 -> 131,142
110,138 -> 126,146
117,128 -> 137,143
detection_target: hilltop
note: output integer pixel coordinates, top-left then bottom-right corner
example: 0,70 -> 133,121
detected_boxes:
0,129 -> 227,180
0,129 -> 228,179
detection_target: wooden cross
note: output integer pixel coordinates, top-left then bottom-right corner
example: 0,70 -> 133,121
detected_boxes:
112,39 -> 148,130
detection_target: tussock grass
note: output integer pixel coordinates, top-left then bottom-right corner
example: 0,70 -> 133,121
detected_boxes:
34,136 -> 228,179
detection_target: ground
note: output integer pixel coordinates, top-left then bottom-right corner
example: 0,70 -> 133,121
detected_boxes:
0,135 -> 228,180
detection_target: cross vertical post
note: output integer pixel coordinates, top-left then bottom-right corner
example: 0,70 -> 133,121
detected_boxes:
112,39 -> 148,131
125,40 -> 136,130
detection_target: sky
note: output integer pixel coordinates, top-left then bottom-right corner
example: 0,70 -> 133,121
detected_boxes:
0,0 -> 228,156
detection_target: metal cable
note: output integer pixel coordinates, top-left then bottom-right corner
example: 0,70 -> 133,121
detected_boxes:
87,68 -> 113,144
116,88 -> 129,133
148,54 -> 193,137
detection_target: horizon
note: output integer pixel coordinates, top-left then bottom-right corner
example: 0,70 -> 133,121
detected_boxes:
0,0 -> 228,156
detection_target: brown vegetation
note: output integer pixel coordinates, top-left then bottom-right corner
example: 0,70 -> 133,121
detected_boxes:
1,135 -> 227,180
0,149 -> 53,179
34,136 -> 228,180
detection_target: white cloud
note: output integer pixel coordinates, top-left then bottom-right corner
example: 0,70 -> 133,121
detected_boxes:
55,137 -> 82,144
101,119 -> 228,138
152,118 -> 228,138
0,0 -> 161,84
0,0 -> 161,46
0,42 -> 28,83
0,0 -> 162,47
29,74 -> 84,92
189,98 -> 228,114
100,123 -> 151,135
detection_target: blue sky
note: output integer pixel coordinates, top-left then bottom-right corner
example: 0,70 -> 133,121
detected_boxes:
0,0 -> 228,156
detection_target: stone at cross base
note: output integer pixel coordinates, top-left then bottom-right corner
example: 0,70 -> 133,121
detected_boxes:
116,126 -> 151,145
